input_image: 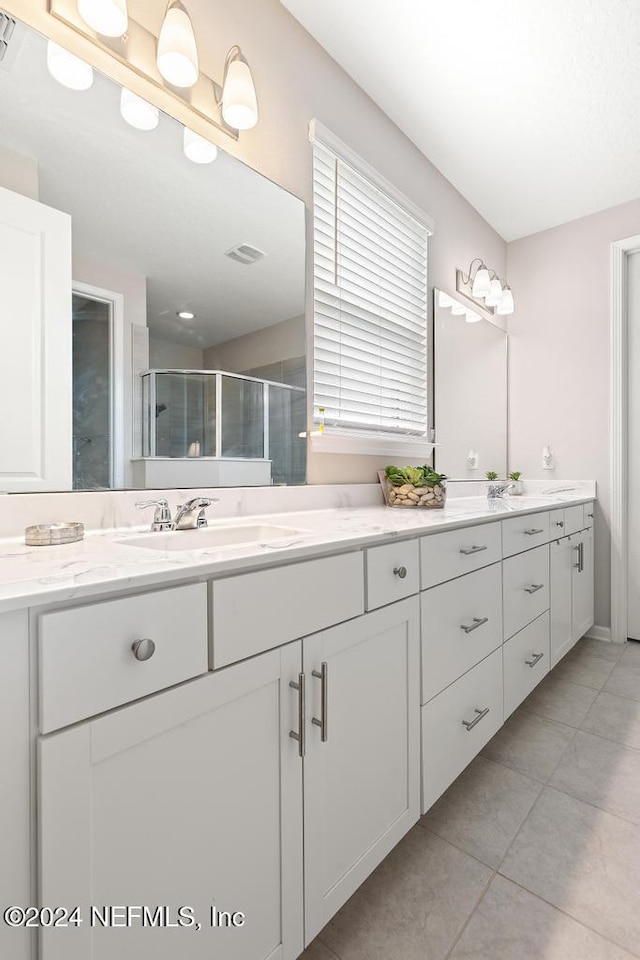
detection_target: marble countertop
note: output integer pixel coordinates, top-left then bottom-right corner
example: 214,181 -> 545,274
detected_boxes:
0,492 -> 595,613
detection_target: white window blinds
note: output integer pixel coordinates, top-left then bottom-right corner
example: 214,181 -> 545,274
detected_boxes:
312,136 -> 431,441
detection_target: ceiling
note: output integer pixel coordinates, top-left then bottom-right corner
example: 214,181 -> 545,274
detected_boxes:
0,26 -> 305,348
282,0 -> 640,241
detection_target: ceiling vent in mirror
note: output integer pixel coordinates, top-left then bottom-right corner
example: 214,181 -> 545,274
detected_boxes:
225,243 -> 266,266
0,10 -> 20,68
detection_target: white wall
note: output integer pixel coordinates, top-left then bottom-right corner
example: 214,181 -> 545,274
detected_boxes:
203,315 -> 305,372
149,338 -> 204,370
0,144 -> 38,200
508,196 -> 640,631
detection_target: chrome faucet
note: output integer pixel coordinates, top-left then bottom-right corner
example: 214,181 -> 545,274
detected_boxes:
135,498 -> 175,532
173,497 -> 217,530
487,482 -> 516,501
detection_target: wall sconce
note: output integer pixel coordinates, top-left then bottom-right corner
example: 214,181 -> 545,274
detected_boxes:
456,258 -> 515,316
48,0 -> 258,140
437,290 -> 482,324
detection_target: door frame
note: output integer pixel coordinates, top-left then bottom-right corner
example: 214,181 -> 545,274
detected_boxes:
72,280 -> 125,488
610,235 -> 640,643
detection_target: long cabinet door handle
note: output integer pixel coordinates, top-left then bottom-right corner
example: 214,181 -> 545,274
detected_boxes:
579,541 -> 585,573
289,673 -> 306,758
459,545 -> 488,555
311,661 -> 329,742
525,651 -> 545,668
460,616 -> 489,634
524,583 -> 544,594
524,528 -> 545,536
462,706 -> 490,731
573,543 -> 583,571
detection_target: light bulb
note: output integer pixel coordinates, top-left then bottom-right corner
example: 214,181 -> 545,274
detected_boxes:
47,40 -> 94,90
451,301 -> 466,316
120,88 -> 159,130
183,128 -> 218,163
156,1 -> 199,88
465,311 -> 482,323
485,277 -> 503,306
177,310 -> 195,320
222,54 -> 258,130
471,265 -> 491,298
497,287 -> 515,315
77,0 -> 128,37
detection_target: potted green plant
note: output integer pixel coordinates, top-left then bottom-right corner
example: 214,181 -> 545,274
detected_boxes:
379,464 -> 448,509
485,470 -> 499,481
508,470 -> 524,495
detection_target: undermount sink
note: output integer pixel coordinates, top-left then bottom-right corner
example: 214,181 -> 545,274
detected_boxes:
120,524 -> 311,552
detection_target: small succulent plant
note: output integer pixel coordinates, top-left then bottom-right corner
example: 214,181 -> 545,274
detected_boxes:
509,471 -> 523,481
485,470 -> 499,481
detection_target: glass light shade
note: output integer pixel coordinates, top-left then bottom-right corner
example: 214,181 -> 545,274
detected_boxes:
465,311 -> 482,323
77,0 -> 128,37
497,287 -> 515,315
485,277 -> 504,306
120,88 -> 159,130
222,56 -> 258,130
451,301 -> 466,316
156,2 -> 199,88
183,128 -> 218,163
471,265 -> 491,298
47,41 -> 94,90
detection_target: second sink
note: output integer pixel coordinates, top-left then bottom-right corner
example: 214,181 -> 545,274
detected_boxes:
120,524 -> 310,552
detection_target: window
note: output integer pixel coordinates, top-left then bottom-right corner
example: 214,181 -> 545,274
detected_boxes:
311,123 -> 433,455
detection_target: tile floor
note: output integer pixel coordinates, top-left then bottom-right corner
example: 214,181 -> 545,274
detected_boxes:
302,638 -> 640,960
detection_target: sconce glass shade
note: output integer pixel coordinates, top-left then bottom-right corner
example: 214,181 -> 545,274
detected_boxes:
451,300 -> 466,315
156,1 -> 199,89
485,277 -> 504,307
222,55 -> 258,130
47,41 -> 94,90
77,0 -> 128,37
183,127 -> 218,163
497,286 -> 515,315
120,88 -> 159,130
471,265 -> 491,298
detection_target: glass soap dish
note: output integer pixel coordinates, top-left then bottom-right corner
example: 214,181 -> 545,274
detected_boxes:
25,522 -> 84,546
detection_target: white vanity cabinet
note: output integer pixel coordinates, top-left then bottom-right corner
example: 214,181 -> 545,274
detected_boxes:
0,611 -> 31,960
303,598 -> 420,944
39,642 -> 305,960
572,526 -> 595,642
550,508 -> 595,666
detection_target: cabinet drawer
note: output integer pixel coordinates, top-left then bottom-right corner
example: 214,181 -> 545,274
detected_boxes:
211,552 -> 364,668
564,505 -> 584,536
366,539 -> 420,611
503,612 -> 550,718
420,522 -> 501,589
502,511 -> 550,558
421,564 -> 503,703
583,502 -> 595,529
421,647 -> 503,813
39,584 -> 208,734
503,544 -> 550,639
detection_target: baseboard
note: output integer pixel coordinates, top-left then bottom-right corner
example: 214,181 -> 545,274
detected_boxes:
584,624 -> 613,643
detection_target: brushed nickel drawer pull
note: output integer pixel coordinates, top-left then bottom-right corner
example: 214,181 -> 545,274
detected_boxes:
311,661 -> 328,742
459,545 -> 488,556
393,566 -> 408,579
525,583 -> 544,594
462,706 -> 490,731
460,616 -> 489,634
289,673 -> 306,758
525,652 -> 545,668
131,638 -> 156,661
525,528 -> 545,536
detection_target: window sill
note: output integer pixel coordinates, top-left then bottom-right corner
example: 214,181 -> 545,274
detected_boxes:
307,430 -> 436,459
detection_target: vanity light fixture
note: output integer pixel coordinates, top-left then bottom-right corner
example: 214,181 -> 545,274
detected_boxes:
437,290 -> 482,323
177,310 -> 195,321
77,0 -> 128,38
183,127 -> 218,163
46,39 -> 94,90
120,88 -> 159,130
156,0 -> 199,89
220,46 -> 258,131
456,258 -> 515,316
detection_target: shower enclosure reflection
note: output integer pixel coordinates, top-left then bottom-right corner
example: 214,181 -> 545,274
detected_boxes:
139,370 -> 306,487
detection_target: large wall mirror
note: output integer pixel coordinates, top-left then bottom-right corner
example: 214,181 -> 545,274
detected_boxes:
0,16 -> 306,492
434,289 -> 508,479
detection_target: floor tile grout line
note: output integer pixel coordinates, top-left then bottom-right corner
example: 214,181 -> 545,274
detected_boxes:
539,778 -> 640,830
575,721 -> 640,753
415,819 -> 500,872
315,936 -> 342,960
442,866 -> 499,960
494,872 -> 640,959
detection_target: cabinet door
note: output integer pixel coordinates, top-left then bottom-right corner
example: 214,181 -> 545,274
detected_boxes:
0,186 -> 72,491
39,644 -> 304,960
303,598 -> 420,943
572,528 -> 595,642
550,536 -> 574,666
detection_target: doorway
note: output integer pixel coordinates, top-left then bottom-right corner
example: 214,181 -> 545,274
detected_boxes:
71,282 -> 124,489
